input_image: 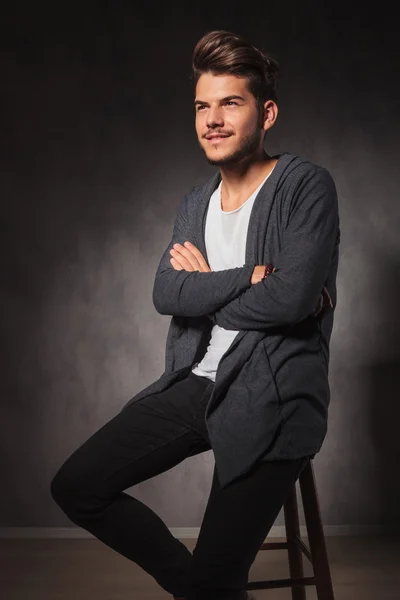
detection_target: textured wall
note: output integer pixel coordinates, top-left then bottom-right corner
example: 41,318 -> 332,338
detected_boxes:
1,3 -> 399,530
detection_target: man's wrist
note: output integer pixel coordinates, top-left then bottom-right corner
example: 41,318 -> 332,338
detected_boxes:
262,263 -> 275,279
251,264 -> 275,285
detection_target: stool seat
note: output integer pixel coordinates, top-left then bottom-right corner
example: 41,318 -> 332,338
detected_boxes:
246,458 -> 335,600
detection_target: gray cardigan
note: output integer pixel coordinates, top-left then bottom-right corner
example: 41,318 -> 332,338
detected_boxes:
121,153 -> 341,489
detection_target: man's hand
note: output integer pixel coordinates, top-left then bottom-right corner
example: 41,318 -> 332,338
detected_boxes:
251,265 -> 276,284
169,241 -> 211,272
313,285 -> 333,317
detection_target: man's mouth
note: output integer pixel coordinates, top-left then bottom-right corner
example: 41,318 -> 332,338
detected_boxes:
206,134 -> 230,142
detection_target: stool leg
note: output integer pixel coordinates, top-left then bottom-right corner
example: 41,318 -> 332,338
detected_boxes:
284,483 -> 306,600
299,462 -> 335,600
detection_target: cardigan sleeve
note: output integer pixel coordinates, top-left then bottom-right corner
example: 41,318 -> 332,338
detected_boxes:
211,166 -> 340,330
152,190 -> 254,317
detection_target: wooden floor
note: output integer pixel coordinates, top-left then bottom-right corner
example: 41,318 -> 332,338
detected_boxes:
1,535 -> 399,599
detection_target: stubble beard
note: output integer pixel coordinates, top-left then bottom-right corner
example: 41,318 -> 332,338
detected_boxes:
202,124 -> 262,167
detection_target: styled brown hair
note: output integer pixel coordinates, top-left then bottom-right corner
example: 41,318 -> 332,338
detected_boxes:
192,30 -> 279,122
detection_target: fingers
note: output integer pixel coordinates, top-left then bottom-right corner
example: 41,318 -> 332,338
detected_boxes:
170,257 -> 183,270
314,287 -> 333,317
170,246 -> 197,271
322,286 -> 333,307
182,241 -> 210,272
169,242 -> 210,272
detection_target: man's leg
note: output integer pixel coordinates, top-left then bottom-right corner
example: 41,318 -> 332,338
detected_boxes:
50,372 -> 214,597
186,455 -> 310,600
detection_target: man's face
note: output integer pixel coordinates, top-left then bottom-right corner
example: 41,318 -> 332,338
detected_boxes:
194,72 -> 264,167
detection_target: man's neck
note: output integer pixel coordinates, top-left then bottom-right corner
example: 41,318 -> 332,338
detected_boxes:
219,153 -> 278,212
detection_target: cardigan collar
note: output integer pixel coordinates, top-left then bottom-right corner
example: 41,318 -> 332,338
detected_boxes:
192,152 -> 298,266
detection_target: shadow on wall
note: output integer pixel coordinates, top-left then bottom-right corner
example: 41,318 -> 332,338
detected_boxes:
368,251 -> 400,531
369,359 -> 400,530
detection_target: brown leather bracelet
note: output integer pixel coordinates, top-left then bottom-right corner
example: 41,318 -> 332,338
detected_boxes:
262,263 -> 275,279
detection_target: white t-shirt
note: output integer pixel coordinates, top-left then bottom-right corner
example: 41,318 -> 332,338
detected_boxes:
192,169 -> 274,381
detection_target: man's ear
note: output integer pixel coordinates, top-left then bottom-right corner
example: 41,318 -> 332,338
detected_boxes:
262,100 -> 278,132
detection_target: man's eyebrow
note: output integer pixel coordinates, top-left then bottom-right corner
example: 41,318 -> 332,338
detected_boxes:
194,95 -> 246,106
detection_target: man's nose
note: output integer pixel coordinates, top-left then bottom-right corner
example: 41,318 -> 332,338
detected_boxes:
206,106 -> 224,127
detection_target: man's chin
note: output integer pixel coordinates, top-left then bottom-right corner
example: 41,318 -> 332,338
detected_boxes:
206,157 -> 227,166
206,153 -> 241,167
203,148 -> 235,166
202,143 -> 257,167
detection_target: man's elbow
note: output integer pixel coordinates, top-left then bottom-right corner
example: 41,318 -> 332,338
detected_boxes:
153,286 -> 188,317
153,298 -> 168,315
152,283 -> 171,315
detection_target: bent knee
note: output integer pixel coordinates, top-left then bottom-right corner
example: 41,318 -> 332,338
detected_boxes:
50,465 -> 76,509
50,463 -> 89,521
50,460 -> 110,523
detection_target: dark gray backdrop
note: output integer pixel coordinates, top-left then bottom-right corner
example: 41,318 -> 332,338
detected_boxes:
1,2 -> 399,531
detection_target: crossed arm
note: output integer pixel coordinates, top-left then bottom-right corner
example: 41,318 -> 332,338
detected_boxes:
153,167 -> 339,330
152,191 -> 256,317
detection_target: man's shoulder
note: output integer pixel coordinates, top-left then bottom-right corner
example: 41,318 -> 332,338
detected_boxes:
278,155 -> 338,219
280,154 -> 335,187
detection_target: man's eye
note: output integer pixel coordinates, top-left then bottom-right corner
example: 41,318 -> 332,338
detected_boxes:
196,102 -> 238,111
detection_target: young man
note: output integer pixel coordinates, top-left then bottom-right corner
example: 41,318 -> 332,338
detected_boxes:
51,30 -> 340,600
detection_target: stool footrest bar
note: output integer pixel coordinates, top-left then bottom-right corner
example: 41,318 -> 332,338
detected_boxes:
247,576 -> 316,590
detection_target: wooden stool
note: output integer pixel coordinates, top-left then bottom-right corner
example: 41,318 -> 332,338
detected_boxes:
246,458 -> 335,600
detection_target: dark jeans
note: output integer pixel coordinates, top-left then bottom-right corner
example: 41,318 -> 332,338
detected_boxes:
50,371 -> 309,600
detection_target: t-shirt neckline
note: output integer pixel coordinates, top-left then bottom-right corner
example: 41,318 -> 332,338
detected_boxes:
219,165 -> 276,214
